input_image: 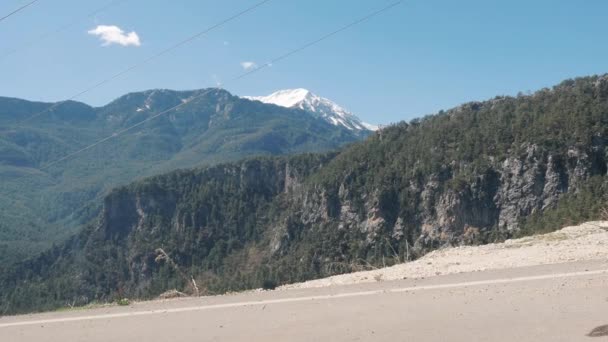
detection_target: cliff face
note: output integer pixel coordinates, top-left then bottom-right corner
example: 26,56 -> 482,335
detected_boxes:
2,75 -> 608,314
73,155 -> 334,298
268,144 -> 606,266
494,144 -> 606,231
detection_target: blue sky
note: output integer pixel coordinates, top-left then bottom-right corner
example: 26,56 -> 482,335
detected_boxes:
1,0 -> 607,125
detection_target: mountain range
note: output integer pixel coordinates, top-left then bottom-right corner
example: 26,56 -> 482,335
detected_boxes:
2,74 -> 607,314
0,88 -> 372,265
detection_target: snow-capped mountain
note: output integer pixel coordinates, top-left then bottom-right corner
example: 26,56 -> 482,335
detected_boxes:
244,89 -> 378,132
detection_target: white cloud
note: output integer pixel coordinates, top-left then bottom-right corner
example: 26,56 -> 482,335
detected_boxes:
88,25 -> 141,47
240,61 -> 257,71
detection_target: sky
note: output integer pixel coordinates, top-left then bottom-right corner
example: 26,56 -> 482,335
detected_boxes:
0,0 -> 607,125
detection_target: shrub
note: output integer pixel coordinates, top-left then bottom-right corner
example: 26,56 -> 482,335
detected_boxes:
262,279 -> 277,290
116,298 -> 130,306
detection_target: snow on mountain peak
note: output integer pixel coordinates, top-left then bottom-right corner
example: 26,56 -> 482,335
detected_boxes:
252,88 -> 312,108
244,89 -> 378,132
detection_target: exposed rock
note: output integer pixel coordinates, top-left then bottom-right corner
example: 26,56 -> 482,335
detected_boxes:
272,144 -> 605,254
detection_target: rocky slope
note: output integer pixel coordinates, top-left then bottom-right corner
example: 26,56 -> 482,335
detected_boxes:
1,74 -> 608,314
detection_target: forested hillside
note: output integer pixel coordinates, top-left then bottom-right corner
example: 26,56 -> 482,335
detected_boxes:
0,88 -> 365,265
2,75 -> 608,314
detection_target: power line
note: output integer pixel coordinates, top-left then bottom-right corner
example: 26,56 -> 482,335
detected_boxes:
1,0 -> 130,60
12,1 -> 403,179
0,0 -> 41,23
13,0 -> 273,126
234,0 -> 403,82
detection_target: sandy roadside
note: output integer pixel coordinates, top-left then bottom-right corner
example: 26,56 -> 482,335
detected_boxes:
281,221 -> 608,289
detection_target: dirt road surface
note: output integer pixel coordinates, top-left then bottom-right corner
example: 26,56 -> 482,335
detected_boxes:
2,260 -> 607,342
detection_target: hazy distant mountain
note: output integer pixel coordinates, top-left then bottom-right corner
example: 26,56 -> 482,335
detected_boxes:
244,88 -> 378,132
0,88 -> 365,264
